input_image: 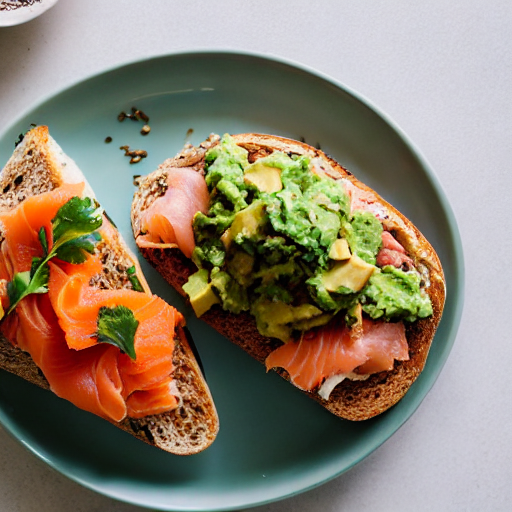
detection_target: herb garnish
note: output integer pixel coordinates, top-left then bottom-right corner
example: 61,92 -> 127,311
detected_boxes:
97,305 -> 138,360
127,265 -> 144,292
6,196 -> 103,315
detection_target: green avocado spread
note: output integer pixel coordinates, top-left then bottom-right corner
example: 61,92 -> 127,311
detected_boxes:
184,134 -> 433,342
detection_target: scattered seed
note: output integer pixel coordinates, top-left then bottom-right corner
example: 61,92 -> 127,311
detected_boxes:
119,145 -> 148,164
105,136 -> 112,143
117,107 -> 150,123
119,146 -> 148,164
115,108 -> 150,163
133,108 -> 149,123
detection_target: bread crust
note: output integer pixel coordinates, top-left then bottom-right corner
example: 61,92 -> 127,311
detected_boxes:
0,126 -> 219,454
132,133 -> 446,421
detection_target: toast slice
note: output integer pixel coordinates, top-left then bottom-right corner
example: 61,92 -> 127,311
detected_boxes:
131,133 -> 446,421
0,126 -> 219,454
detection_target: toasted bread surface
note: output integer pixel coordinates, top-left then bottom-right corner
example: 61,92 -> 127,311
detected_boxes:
0,126 -> 219,454
132,133 -> 446,421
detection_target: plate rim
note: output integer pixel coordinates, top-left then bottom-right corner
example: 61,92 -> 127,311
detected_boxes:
0,49 -> 465,511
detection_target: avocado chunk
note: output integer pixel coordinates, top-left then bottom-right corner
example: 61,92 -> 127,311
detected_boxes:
251,299 -> 324,342
182,269 -> 220,317
244,161 -> 283,193
293,312 -> 334,331
230,199 -> 267,242
226,250 -> 255,286
322,254 -> 376,292
210,268 -> 250,314
328,238 -> 351,260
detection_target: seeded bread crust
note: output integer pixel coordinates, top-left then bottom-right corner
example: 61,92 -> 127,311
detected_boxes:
132,133 -> 446,421
0,126 -> 219,454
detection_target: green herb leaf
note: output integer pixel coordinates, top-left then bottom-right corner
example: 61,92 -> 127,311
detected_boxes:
29,262 -> 50,295
52,196 -> 103,247
6,271 -> 31,310
6,260 -> 50,315
127,266 -> 144,292
38,226 -> 49,257
55,232 -> 102,264
96,305 -> 138,360
30,256 -> 43,277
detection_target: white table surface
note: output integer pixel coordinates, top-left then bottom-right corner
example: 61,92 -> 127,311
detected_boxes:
0,1 -> 511,511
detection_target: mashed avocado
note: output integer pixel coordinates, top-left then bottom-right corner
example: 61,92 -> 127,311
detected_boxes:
184,134 -> 433,342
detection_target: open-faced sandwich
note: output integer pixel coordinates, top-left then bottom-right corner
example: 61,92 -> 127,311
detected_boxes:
131,133 -> 446,421
0,126 -> 219,454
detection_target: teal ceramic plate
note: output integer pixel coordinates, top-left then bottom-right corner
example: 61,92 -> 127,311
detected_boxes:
0,52 -> 463,511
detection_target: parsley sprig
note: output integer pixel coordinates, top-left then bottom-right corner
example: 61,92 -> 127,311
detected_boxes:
6,196 -> 103,315
97,305 -> 138,360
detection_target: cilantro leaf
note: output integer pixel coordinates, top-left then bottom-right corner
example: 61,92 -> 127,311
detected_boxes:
30,256 -> 43,277
97,305 -> 138,360
29,263 -> 50,294
6,271 -> 31,309
38,226 -> 49,257
52,196 -> 103,246
6,261 -> 50,315
55,232 -> 102,264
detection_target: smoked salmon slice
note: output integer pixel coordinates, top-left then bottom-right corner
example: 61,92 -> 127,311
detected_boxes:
355,319 -> 409,374
376,230 -> 414,269
12,292 -> 129,422
265,316 -> 409,395
265,316 -> 368,392
0,183 -> 181,422
137,167 -> 209,258
0,182 -> 84,280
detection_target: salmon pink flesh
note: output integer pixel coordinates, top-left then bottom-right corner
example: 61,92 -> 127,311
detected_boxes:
0,183 -> 184,422
138,167 -> 209,258
265,316 -> 409,397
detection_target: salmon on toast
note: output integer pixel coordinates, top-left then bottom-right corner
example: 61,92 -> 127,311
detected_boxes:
131,133 -> 445,421
0,126 -> 219,454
